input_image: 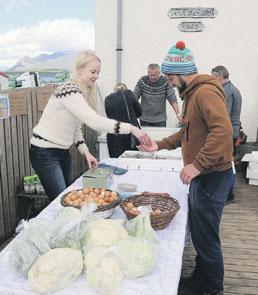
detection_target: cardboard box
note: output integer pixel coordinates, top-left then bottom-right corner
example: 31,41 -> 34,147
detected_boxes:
241,151 -> 258,185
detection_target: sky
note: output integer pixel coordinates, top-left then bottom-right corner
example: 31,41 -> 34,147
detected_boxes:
0,0 -> 95,70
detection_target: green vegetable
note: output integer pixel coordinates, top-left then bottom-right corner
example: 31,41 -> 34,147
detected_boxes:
49,207 -> 82,249
125,209 -> 158,244
114,236 -> 157,279
8,240 -> 41,278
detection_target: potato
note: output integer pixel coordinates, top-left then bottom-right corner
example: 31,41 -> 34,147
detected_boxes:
70,194 -> 78,201
94,188 -> 100,194
73,199 -> 80,207
104,197 -> 110,204
126,202 -> 134,209
104,191 -> 111,198
129,209 -> 139,216
155,208 -> 162,215
111,191 -> 117,199
83,188 -> 90,194
98,199 -> 105,206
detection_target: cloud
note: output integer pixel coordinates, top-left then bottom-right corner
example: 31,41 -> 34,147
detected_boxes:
0,0 -> 44,12
0,18 -> 95,70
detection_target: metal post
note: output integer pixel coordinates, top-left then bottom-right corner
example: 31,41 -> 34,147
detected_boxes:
116,0 -> 123,84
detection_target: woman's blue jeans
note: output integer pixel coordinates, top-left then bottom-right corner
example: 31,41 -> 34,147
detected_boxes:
189,168 -> 233,292
29,145 -> 72,201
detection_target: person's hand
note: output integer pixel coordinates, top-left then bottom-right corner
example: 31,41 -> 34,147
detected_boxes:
84,151 -> 98,168
137,140 -> 158,152
130,125 -> 151,146
180,164 -> 200,185
177,114 -> 183,123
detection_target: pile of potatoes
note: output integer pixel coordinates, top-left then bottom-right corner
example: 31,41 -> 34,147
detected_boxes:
124,202 -> 162,216
64,188 -> 118,208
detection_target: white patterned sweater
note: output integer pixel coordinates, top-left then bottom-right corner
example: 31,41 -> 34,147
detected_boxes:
31,83 -> 131,154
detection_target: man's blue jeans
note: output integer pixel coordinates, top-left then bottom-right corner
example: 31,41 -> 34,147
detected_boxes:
189,168 -> 233,291
29,145 -> 72,201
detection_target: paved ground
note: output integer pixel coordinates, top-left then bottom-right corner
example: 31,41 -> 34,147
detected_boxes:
180,173 -> 258,295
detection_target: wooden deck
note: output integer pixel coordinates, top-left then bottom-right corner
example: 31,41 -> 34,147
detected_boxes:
180,173 -> 258,295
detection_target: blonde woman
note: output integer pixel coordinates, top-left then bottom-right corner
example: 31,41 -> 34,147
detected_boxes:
29,50 -> 150,201
105,83 -> 142,157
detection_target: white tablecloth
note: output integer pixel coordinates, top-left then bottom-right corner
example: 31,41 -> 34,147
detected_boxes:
0,158 -> 189,295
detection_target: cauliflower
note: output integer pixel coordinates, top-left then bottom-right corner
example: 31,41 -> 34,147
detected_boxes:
28,248 -> 83,294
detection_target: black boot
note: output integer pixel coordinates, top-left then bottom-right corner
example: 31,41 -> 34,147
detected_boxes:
178,269 -> 206,295
203,289 -> 224,295
226,192 -> 235,205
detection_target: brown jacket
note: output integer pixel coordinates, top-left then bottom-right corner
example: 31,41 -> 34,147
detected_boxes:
157,74 -> 233,174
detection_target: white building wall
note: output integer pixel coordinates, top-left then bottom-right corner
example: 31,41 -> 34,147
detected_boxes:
95,0 -> 258,140
0,76 -> 9,90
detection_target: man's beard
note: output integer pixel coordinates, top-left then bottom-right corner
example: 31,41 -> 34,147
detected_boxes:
177,76 -> 187,94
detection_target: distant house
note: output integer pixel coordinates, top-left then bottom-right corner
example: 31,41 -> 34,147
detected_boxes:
0,72 -> 9,91
16,71 -> 39,88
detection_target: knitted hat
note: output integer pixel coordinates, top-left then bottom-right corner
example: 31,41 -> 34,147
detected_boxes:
161,41 -> 198,75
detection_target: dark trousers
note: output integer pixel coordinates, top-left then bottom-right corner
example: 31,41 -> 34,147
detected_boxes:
29,145 -> 72,201
189,168 -> 233,291
140,120 -> 166,127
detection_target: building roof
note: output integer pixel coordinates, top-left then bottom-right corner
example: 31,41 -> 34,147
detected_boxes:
0,72 -> 9,79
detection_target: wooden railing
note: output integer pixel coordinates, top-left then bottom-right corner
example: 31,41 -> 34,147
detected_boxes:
0,86 -> 97,242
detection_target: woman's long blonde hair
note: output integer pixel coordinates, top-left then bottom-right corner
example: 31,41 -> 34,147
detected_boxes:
70,50 -> 101,109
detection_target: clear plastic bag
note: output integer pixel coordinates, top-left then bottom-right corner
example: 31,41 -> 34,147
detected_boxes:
85,247 -> 124,295
49,203 -> 98,250
2,218 -> 51,277
125,206 -> 158,244
82,218 -> 128,253
112,236 -> 157,279
5,239 -> 42,278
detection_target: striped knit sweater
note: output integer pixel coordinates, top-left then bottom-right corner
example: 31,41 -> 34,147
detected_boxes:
31,82 -> 131,154
134,75 -> 177,122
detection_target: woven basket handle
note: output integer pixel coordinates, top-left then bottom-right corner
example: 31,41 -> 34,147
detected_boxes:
142,192 -> 170,198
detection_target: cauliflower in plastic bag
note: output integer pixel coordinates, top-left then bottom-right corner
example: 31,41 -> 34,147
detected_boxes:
125,206 -> 158,244
2,219 -> 51,277
7,239 -> 41,278
28,248 -> 83,294
114,236 -> 157,279
83,219 -> 128,251
48,207 -> 82,249
24,222 -> 51,253
85,247 -> 124,295
49,204 -> 98,250
49,207 -> 81,238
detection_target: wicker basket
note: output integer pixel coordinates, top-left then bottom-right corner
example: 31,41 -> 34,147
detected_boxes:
120,192 -> 180,230
60,189 -> 121,219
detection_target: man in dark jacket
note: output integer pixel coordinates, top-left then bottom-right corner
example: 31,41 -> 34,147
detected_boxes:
138,41 -> 233,295
211,65 -> 242,203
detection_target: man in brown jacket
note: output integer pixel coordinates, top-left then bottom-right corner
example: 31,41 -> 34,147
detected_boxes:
138,41 -> 233,295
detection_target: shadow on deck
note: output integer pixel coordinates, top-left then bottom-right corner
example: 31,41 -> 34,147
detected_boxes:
180,173 -> 258,295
